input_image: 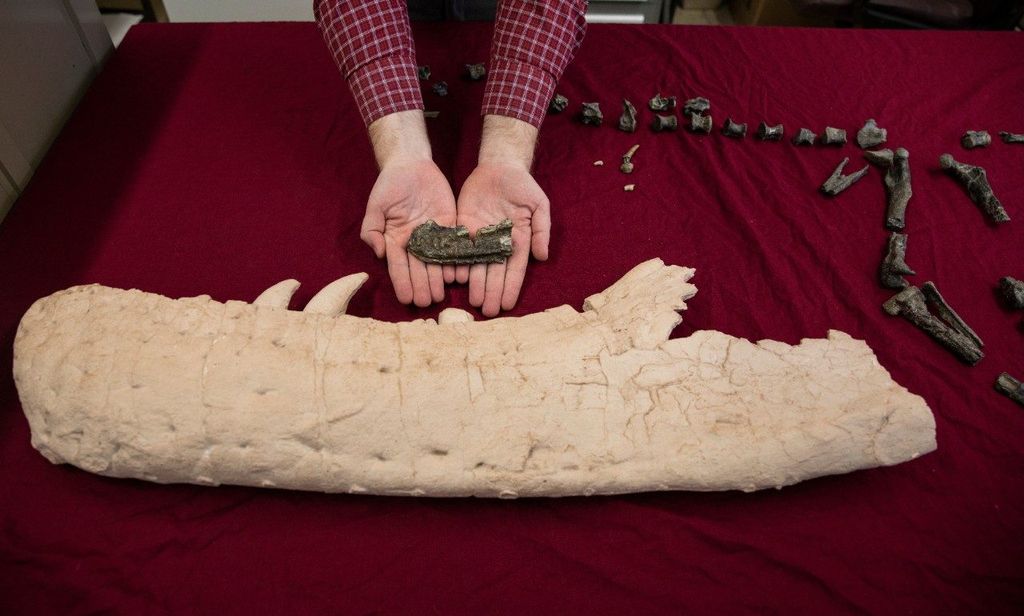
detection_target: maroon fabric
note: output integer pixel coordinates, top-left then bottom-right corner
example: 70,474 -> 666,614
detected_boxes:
1,23 -> 1023,613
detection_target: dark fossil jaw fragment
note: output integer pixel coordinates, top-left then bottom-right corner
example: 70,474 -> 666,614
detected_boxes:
757,122 -> 783,141
579,102 -> 603,126
464,63 -> 486,80
1000,131 -> 1024,144
417,65 -> 431,80
1000,276 -> 1024,310
857,119 -> 887,149
651,114 -> 678,132
722,118 -> 747,138
648,93 -> 676,112
688,113 -> 712,134
821,127 -> 847,146
995,373 -> 1024,407
618,99 -> 638,133
867,148 -> 912,231
792,128 -> 816,146
961,130 -> 992,149
939,153 -> 1010,224
883,282 -> 984,365
620,144 -> 639,174
879,232 -> 916,289
407,219 -> 513,265
820,157 -> 869,196
682,97 -> 710,117
548,94 -> 568,114
432,81 -> 448,96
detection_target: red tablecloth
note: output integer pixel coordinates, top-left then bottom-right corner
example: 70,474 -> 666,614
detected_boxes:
1,22 -> 1022,613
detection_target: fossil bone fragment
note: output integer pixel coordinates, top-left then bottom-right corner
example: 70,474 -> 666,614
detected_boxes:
722,118 -> 747,138
648,93 -> 676,112
1000,131 -> 1024,144
579,102 -> 603,126
939,154 -> 1010,224
417,65 -> 430,80
593,160 -> 603,166
548,94 -> 568,114
757,122 -> 783,141
822,127 -> 847,146
820,157 -> 869,196
688,113 -> 712,134
464,63 -> 486,80
620,144 -> 639,174
865,148 -> 913,230
857,119 -> 887,149
961,131 -> 991,149
618,99 -> 638,133
14,259 -> 936,497
995,373 -> 1024,407
253,279 -> 300,308
793,128 -> 816,146
651,114 -> 678,132
682,97 -> 710,117
407,220 -> 513,265
437,307 -> 474,324
623,184 -> 635,192
432,81 -> 448,97
883,282 -> 983,365
1000,276 -> 1024,310
879,233 -> 915,290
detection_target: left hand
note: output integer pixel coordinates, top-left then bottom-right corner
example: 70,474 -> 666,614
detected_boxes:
455,161 -> 551,317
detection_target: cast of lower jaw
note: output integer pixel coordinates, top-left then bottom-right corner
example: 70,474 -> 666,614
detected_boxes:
14,259 -> 935,498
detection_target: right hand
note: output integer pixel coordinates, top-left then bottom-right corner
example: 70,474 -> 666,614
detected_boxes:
361,157 -> 457,307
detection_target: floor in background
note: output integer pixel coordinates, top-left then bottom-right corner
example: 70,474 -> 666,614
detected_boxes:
101,12 -> 143,47
673,6 -> 734,25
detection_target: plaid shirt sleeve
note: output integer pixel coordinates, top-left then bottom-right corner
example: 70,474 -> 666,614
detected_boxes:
482,0 -> 589,128
315,0 -> 423,127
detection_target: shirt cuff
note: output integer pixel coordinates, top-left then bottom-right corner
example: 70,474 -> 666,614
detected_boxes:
348,54 -> 424,127
481,58 -> 557,129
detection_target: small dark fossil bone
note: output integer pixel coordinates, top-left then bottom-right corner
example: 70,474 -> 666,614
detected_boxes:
620,144 -> 639,174
1000,276 -> 1024,309
579,102 -> 603,126
417,65 -> 431,80
879,232 -> 916,289
722,118 -> 747,138
792,128 -> 816,146
857,119 -> 887,149
651,114 -> 678,132
689,113 -> 712,134
864,148 -> 911,230
648,94 -> 676,112
407,219 -> 513,265
939,153 -> 1010,224
995,373 -> 1024,407
1000,131 -> 1024,144
548,94 -> 568,114
464,63 -> 486,81
883,282 -> 984,365
961,131 -> 992,149
757,122 -> 783,141
820,157 -> 869,196
682,97 -> 710,117
432,81 -> 448,96
821,127 -> 847,146
618,99 -> 638,133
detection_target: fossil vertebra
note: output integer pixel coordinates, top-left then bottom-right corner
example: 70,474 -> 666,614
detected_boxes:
682,97 -> 710,117
821,127 -> 847,146
939,154 -> 1010,224
857,119 -> 887,149
793,128 -> 816,146
820,157 -> 869,196
651,114 -> 678,132
648,93 -> 676,112
757,122 -> 783,141
417,65 -> 431,80
879,232 -> 915,290
432,81 -> 448,97
722,118 -> 747,138
688,113 -> 712,134
961,131 -> 991,149
579,102 -> 603,126
14,260 -> 935,497
464,63 -> 486,81
618,99 -> 638,133
548,94 -> 568,114
407,220 -> 513,265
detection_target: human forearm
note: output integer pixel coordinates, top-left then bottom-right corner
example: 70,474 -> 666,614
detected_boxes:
368,110 -> 432,169
478,115 -> 538,170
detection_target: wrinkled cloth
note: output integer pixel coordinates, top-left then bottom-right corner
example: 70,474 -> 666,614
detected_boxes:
0,22 -> 1022,614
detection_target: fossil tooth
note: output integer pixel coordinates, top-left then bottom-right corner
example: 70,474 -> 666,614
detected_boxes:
303,273 -> 369,315
438,307 -> 474,324
254,279 -> 301,309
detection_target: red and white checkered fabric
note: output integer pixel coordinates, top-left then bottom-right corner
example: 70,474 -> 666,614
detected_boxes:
315,0 -> 587,128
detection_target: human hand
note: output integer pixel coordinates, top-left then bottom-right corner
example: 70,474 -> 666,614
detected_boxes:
361,157 -> 457,307
455,160 -> 550,317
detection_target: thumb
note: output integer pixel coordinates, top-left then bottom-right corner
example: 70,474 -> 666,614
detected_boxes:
530,201 -> 551,261
360,204 -> 386,259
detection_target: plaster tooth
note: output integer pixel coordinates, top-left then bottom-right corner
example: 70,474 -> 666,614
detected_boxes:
253,279 -> 300,308
438,308 -> 474,324
302,273 -> 368,315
